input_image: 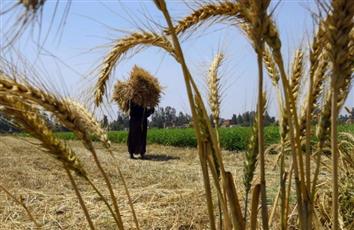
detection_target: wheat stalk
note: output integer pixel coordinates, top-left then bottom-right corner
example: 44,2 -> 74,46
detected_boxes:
206,52 -> 225,228
243,92 -> 267,223
154,2 -> 219,228
300,27 -> 327,227
263,48 -> 289,228
322,1 -> 354,228
259,12 -> 310,228
95,31 -> 175,106
154,1 -> 242,228
302,26 -> 328,221
245,1 -> 272,228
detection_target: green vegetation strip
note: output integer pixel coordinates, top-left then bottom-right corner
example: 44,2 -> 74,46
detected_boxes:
50,124 -> 354,151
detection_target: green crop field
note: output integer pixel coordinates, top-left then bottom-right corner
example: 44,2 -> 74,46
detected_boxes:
52,124 -> 354,151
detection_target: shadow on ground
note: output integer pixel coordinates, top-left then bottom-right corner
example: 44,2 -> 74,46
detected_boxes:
141,153 -> 180,161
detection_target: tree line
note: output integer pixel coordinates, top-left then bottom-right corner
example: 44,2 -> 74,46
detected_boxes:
107,106 -> 192,130
1,106 -> 352,133
230,111 -> 276,127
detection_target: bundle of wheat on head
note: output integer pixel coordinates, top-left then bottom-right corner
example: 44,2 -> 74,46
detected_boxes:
112,65 -> 162,112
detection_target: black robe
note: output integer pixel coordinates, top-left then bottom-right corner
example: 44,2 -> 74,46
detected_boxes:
128,102 -> 154,156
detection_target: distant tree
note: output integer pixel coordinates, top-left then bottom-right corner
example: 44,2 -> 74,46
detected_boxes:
101,115 -> 109,128
176,112 -> 186,126
242,111 -> 251,126
109,112 -> 129,130
231,114 -> 237,125
151,107 -> 165,128
237,114 -> 243,125
164,106 -> 177,127
231,110 -> 276,127
264,111 -> 275,126
150,106 -> 191,128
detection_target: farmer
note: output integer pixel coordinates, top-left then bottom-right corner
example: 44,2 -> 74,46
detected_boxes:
128,101 -> 154,159
112,65 -> 161,159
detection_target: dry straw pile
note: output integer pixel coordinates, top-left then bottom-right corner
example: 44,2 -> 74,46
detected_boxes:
112,65 -> 162,112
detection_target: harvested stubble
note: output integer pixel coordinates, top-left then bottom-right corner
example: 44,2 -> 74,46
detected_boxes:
112,65 -> 162,112
0,136 -> 282,229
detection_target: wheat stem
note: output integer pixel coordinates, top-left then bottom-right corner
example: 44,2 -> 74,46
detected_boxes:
323,1 -> 354,228
250,184 -> 261,230
154,1 -> 219,228
63,165 -> 95,230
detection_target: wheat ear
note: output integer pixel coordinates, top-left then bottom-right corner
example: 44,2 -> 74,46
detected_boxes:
299,56 -> 328,138
208,52 -> 224,127
263,47 -> 280,86
95,32 -> 175,106
169,1 -> 241,35
63,99 -> 111,148
290,49 -> 304,104
19,0 -> 46,11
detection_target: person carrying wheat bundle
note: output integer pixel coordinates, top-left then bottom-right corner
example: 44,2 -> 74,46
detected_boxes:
113,66 -> 162,159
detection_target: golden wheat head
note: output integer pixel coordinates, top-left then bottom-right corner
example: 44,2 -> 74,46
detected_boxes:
208,53 -> 224,126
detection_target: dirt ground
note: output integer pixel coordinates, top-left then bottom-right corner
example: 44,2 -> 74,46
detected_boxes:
0,136 -> 281,230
